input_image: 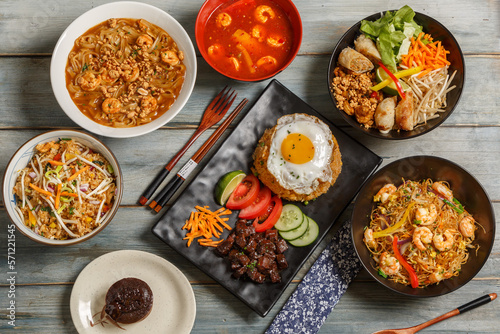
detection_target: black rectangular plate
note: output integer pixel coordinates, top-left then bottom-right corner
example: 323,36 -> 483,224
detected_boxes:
152,79 -> 382,317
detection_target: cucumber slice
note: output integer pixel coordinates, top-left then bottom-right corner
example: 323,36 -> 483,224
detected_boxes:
274,204 -> 304,232
279,214 -> 309,241
289,216 -> 319,247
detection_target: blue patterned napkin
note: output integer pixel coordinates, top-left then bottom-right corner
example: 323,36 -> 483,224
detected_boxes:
265,220 -> 361,334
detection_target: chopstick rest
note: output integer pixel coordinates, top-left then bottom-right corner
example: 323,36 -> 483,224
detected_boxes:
265,220 -> 361,334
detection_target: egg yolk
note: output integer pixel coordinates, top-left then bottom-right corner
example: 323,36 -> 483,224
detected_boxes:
281,133 -> 315,164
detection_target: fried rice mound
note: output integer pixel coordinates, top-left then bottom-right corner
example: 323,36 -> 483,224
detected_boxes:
252,115 -> 342,202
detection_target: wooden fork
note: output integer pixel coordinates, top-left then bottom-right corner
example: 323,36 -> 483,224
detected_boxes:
139,86 -> 237,205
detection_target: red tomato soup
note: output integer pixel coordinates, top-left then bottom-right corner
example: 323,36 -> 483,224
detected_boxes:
204,0 -> 294,80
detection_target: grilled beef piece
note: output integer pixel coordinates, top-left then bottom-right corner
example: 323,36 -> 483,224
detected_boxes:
265,229 -> 278,242
257,239 -> 276,255
235,234 -> 247,249
246,267 -> 266,283
216,233 -> 235,256
233,266 -> 247,279
236,253 -> 250,266
218,219 -> 289,284
256,255 -> 273,271
275,238 -> 288,254
268,267 -> 281,283
276,254 -> 288,270
235,220 -> 255,238
244,237 -> 257,254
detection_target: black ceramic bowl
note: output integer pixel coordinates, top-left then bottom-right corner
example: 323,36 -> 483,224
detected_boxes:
351,156 -> 495,297
327,12 -> 465,139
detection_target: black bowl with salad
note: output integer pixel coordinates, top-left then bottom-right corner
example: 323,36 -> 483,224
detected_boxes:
327,5 -> 465,140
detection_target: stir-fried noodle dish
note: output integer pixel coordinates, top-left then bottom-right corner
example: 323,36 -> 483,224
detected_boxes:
12,139 -> 117,240
363,179 -> 479,288
65,18 -> 186,128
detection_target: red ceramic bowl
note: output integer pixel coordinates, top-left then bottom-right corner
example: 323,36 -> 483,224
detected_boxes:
195,0 -> 302,82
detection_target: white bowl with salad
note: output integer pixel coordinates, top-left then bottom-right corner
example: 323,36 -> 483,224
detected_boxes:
3,130 -> 123,246
327,5 -> 465,139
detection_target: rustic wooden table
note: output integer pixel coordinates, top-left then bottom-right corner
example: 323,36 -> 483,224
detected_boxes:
1,0 -> 499,333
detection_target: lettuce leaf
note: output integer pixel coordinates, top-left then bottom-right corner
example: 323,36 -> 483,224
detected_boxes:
359,5 -> 422,71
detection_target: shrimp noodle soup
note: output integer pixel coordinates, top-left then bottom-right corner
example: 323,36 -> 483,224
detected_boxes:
363,179 -> 479,288
203,0 -> 294,80
12,138 -> 118,240
65,18 -> 186,128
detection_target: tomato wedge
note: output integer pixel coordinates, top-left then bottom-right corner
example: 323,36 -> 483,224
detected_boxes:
252,196 -> 283,232
238,186 -> 272,219
225,174 -> 260,210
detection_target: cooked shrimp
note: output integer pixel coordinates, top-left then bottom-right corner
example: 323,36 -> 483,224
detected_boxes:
208,44 -> 224,57
140,96 -> 158,114
363,228 -> 376,249
78,72 -> 101,91
136,19 -> 148,31
136,34 -> 154,49
256,56 -> 277,70
267,35 -> 285,47
428,270 -> 452,284
160,49 -> 179,66
216,12 -> 232,27
36,141 -> 60,153
102,98 -> 122,114
373,184 -> 397,203
228,57 -> 240,71
413,226 -> 433,251
255,5 -> 275,23
415,204 -> 437,225
380,252 -> 400,275
101,69 -> 120,85
122,67 -> 139,82
433,230 -> 454,251
459,216 -> 475,238
251,25 -> 266,42
432,181 -> 453,201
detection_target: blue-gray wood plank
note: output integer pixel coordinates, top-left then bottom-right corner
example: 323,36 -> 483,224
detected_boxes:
0,0 -> 499,333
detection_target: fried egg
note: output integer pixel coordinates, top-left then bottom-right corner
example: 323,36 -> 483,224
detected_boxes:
267,114 -> 334,194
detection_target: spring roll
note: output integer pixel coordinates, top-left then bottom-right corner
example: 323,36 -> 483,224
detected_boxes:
395,91 -> 415,131
354,34 -> 382,64
338,47 -> 374,74
375,96 -> 397,132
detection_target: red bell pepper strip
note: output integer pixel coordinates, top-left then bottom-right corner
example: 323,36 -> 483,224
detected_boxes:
378,62 -> 406,100
392,236 -> 419,288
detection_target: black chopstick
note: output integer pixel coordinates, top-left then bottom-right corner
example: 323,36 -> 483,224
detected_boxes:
151,98 -> 249,212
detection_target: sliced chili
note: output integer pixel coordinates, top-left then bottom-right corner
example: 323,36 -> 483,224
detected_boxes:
378,61 -> 406,99
392,236 -> 419,288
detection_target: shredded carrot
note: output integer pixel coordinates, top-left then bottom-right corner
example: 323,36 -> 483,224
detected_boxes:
60,191 -> 78,198
400,32 -> 451,77
183,205 -> 233,247
48,160 -> 65,166
68,166 -> 90,182
29,183 -> 53,197
55,184 -> 62,209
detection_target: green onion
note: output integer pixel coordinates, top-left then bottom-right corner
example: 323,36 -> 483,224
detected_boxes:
106,164 -> 114,174
443,199 -> 464,213
92,160 -> 104,166
453,198 -> 464,211
82,63 -> 88,72
57,204 -> 67,214
378,269 -> 388,278
60,138 -> 71,141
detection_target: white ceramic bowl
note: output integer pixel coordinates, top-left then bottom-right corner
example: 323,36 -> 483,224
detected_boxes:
50,1 -> 197,138
2,130 -> 123,246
